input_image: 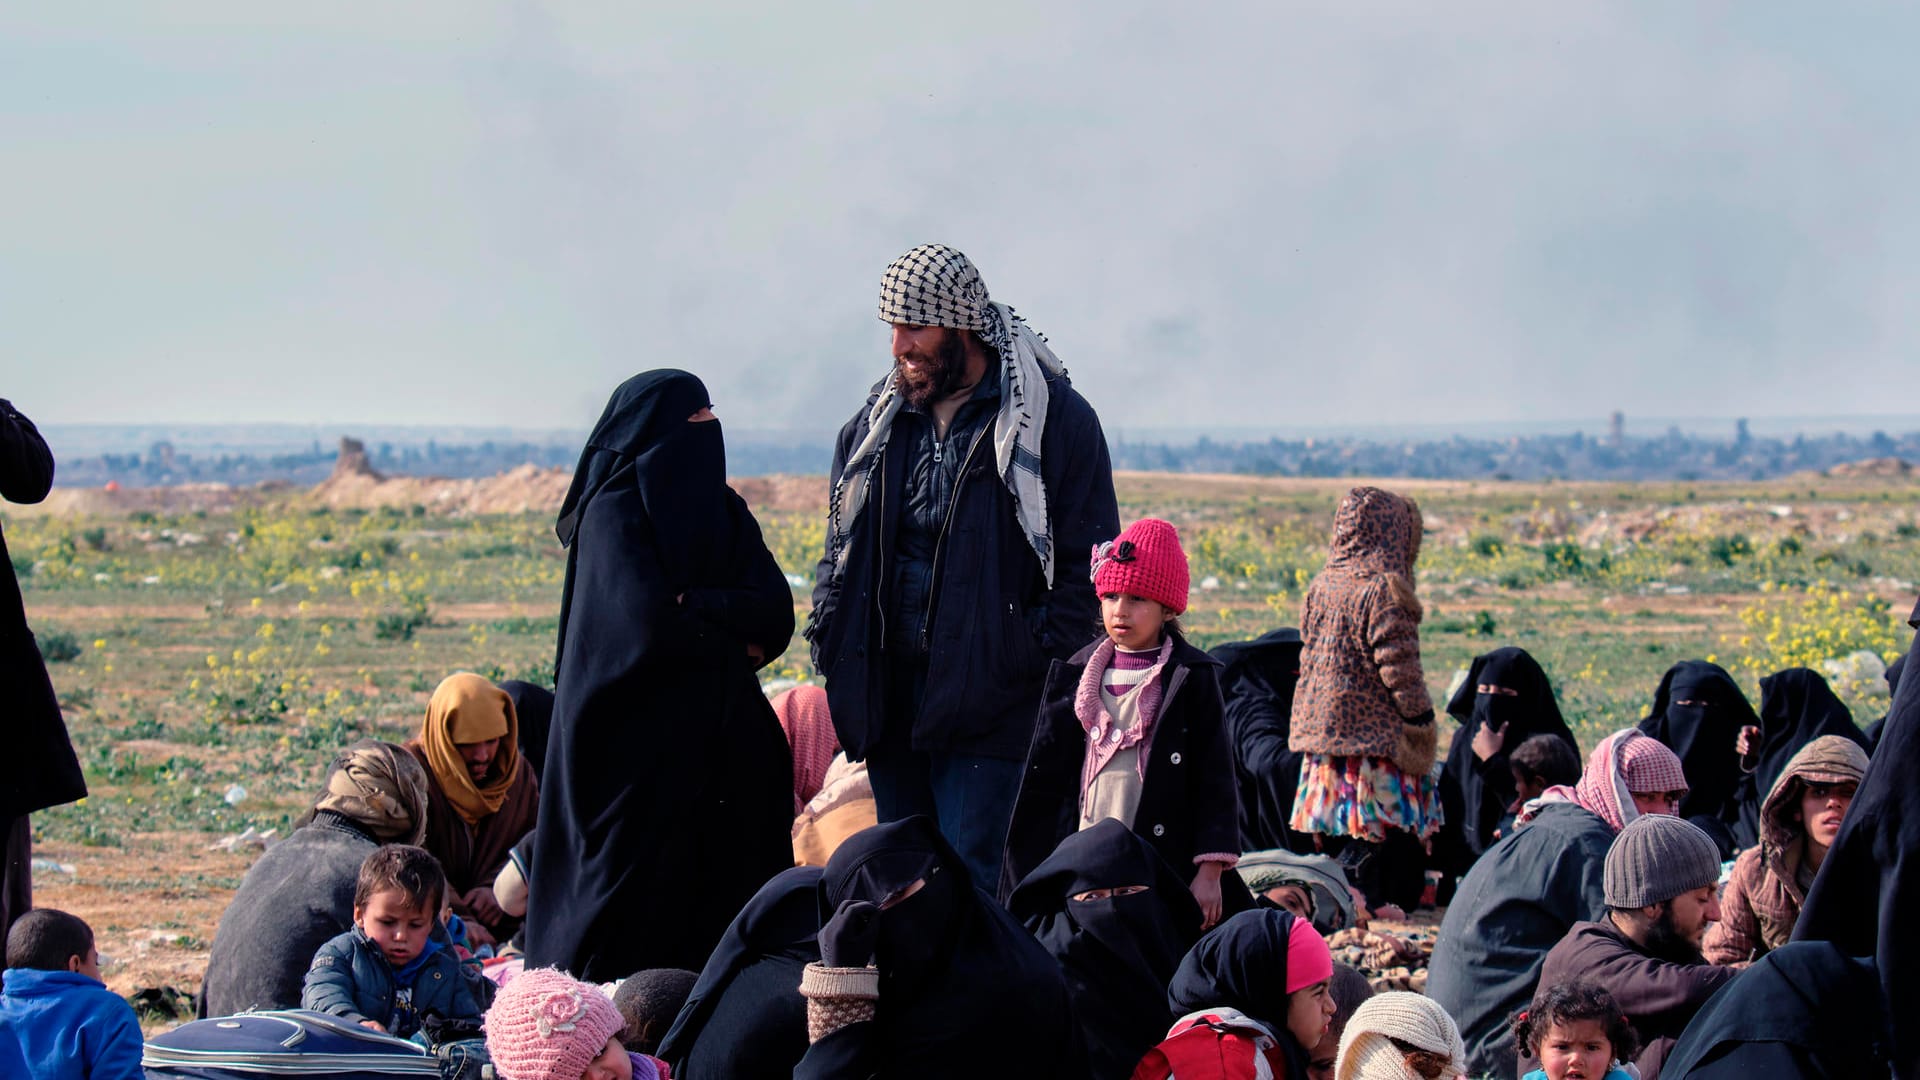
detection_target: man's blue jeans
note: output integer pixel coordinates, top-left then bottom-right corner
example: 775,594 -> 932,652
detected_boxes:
867,660 -> 1025,891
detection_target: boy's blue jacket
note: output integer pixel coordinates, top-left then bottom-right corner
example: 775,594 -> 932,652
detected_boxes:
301,926 -> 482,1039
0,967 -> 145,1080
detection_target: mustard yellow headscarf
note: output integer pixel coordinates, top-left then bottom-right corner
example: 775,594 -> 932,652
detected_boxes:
420,672 -> 523,826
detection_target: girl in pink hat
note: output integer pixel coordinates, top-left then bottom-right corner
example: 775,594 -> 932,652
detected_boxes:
1000,517 -> 1242,929
484,967 -> 670,1080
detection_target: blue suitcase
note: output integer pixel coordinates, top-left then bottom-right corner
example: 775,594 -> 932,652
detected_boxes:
142,1009 -> 443,1078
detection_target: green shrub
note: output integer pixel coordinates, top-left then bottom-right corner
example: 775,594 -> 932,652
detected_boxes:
37,630 -> 82,663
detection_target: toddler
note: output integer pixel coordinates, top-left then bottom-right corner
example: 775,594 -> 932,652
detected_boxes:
487,966 -> 665,1080
1513,981 -> 1641,1080
303,844 -> 484,1043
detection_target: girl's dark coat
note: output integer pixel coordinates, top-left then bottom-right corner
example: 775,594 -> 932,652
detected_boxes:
999,634 -> 1241,902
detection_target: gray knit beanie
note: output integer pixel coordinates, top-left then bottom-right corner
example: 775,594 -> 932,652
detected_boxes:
1603,814 -> 1722,908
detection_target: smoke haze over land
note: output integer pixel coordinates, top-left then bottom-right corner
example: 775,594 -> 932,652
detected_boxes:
5,3 -> 1917,435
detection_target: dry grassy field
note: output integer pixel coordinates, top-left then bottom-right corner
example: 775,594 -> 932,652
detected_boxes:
7,468 -> 1916,1018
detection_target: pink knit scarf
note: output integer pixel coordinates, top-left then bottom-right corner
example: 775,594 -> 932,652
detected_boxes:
1076,637 -> 1175,808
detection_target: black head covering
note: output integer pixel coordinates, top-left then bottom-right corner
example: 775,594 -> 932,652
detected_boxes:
1730,668 -> 1869,849
1211,628 -> 1309,853
1008,820 -> 1202,1080
497,681 -> 554,784
819,817 -> 1079,1078
1437,647 -> 1576,875
1660,941 -> 1889,1079
656,866 -> 820,1080
1638,659 -> 1758,831
1167,909 -> 1313,1079
528,369 -> 796,979
1793,597 -> 1920,1077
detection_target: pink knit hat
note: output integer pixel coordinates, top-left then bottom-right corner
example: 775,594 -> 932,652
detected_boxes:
485,967 -> 624,1080
1092,518 -> 1190,615
1285,916 -> 1334,994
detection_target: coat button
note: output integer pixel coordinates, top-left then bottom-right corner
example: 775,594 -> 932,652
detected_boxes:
1169,752 -> 1183,765
1109,730 -> 1122,743
1152,824 -> 1166,837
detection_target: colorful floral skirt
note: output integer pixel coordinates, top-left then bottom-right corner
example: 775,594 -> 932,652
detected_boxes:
1289,753 -> 1443,842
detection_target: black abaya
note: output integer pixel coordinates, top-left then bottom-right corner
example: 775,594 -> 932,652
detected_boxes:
798,816 -> 1081,1080
498,681 -> 554,784
1210,629 -> 1309,853
526,370 -> 795,980
656,866 -> 821,1080
1638,660 -> 1756,856
1437,647 -> 1576,878
1793,597 -> 1920,1078
1864,654 -> 1905,754
1660,941 -> 1888,1079
1729,668 -> 1868,850
1007,820 -> 1202,1080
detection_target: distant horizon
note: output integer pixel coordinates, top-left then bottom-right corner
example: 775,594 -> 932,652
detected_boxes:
35,411 -> 1920,458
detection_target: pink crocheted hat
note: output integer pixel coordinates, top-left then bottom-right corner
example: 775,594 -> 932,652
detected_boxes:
1092,518 -> 1190,615
485,967 -> 623,1080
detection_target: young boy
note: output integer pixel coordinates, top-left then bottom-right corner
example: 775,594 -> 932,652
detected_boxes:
0,908 -> 144,1080
303,844 -> 484,1043
1496,734 -> 1583,840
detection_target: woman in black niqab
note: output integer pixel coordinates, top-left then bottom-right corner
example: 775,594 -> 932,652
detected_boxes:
1637,659 -> 1757,858
1794,598 -> 1920,1078
1008,819 -> 1203,1080
1729,667 -> 1869,850
1211,628 -> 1310,853
797,816 -> 1081,1080
497,680 -> 553,784
1436,646 -> 1576,879
526,370 -> 796,980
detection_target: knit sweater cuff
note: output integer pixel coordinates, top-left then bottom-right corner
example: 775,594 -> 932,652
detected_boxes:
800,962 -> 879,1043
1194,853 -> 1241,868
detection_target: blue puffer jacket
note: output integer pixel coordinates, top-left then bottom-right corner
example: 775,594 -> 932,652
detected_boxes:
301,927 -> 482,1040
0,967 -> 144,1080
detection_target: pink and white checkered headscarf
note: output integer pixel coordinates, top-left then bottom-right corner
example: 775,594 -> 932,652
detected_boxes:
1523,729 -> 1688,834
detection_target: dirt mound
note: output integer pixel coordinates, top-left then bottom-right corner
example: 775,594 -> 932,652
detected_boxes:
307,460 -> 573,515
1827,456 -> 1913,479
730,474 -> 829,515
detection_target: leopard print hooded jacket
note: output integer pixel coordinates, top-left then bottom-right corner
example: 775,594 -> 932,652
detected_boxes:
1288,487 -> 1436,767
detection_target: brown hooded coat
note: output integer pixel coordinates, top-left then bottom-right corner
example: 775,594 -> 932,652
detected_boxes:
1704,734 -> 1869,964
1288,487 -> 1434,770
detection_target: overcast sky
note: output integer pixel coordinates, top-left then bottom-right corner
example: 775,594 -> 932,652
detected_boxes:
4,3 -> 1915,436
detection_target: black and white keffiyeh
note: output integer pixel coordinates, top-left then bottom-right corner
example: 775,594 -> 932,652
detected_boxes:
826,244 -> 1066,587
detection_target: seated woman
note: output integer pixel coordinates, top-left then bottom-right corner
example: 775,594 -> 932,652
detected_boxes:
1705,735 -> 1868,964
407,673 -> 539,946
795,817 -> 1079,1079
199,740 -> 429,1016
1007,819 -> 1203,1080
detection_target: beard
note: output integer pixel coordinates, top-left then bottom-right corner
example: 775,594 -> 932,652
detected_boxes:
1639,906 -> 1707,965
894,328 -> 974,408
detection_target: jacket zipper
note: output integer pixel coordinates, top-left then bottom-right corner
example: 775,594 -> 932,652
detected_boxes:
920,424 -> 992,653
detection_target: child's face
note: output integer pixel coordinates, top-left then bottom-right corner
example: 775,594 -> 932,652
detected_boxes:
1798,780 -> 1857,849
1538,1017 -> 1612,1080
1285,978 -> 1336,1051
1263,884 -> 1313,922
355,888 -> 434,968
1512,767 -> 1548,804
1101,592 -> 1169,650
582,1037 -> 633,1080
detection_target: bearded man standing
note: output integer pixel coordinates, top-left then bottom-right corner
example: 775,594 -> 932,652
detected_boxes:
807,244 -> 1118,887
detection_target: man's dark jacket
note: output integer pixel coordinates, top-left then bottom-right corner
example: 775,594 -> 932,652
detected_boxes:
0,401 -> 85,821
1426,801 -> 1613,1080
1535,920 -> 1740,1080
807,368 -> 1117,762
